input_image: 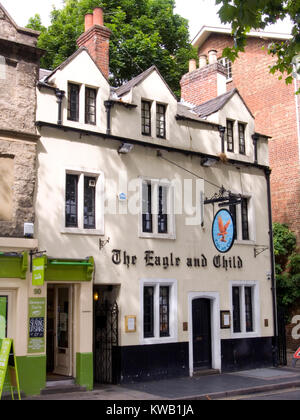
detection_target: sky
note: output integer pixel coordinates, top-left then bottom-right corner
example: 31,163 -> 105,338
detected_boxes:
0,0 -> 293,40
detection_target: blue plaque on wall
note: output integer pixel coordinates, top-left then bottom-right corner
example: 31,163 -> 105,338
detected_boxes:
212,209 -> 235,253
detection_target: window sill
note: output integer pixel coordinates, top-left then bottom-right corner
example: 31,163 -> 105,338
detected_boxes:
61,228 -> 104,236
140,336 -> 178,345
230,331 -> 260,340
139,232 -> 176,240
234,240 -> 255,246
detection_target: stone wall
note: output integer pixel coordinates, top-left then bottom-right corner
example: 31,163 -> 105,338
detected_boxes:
0,138 -> 37,237
0,4 -> 41,238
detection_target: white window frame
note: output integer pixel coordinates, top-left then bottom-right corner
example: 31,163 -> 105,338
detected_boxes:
61,167 -> 104,235
230,281 -> 261,339
140,278 -> 178,345
139,177 -> 176,240
231,193 -> 256,245
218,57 -> 233,82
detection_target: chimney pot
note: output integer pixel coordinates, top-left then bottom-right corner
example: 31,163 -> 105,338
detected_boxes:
93,7 -> 104,26
85,13 -> 93,32
189,59 -> 197,73
208,50 -> 218,64
199,54 -> 207,68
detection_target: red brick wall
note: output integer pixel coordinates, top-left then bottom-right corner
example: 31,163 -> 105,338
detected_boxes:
198,34 -> 300,242
77,26 -> 111,79
180,62 -> 227,105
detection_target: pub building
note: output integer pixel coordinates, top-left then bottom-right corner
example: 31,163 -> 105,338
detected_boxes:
1,6 -> 277,396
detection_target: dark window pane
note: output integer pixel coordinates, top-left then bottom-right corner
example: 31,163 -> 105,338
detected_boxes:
229,203 -> 237,240
227,120 -> 234,152
238,123 -> 246,154
142,181 -> 153,233
142,101 -> 151,135
65,174 -> 78,227
159,286 -> 170,337
67,83 -> 80,121
241,198 -> 249,240
232,287 -> 241,333
85,87 -> 97,125
144,287 -> 154,338
158,185 -> 168,234
156,104 -> 166,138
245,287 -> 254,332
84,176 -> 96,229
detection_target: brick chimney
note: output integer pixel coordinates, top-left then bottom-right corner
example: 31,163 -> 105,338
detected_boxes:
77,7 -> 111,79
180,50 -> 227,106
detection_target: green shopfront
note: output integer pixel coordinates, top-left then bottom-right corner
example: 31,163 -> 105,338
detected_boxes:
0,241 -> 94,396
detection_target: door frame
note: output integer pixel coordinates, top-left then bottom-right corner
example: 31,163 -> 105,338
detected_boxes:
188,292 -> 221,376
0,290 -> 15,339
47,284 -> 73,377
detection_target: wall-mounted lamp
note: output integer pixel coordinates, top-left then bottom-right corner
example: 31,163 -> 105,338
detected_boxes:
201,157 -> 217,167
99,237 -> 110,251
94,291 -> 99,302
118,143 -> 134,154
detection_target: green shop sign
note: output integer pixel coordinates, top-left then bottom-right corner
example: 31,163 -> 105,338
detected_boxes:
32,256 -> 47,286
45,256 -> 94,282
28,298 -> 46,354
0,252 -> 28,279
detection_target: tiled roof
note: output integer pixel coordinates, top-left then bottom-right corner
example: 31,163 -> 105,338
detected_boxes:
192,88 -> 254,119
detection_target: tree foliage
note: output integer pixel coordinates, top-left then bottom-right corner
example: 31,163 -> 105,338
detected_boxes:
26,0 -> 197,97
216,0 -> 300,89
273,223 -> 300,309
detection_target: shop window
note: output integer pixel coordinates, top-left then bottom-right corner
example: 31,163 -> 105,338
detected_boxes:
226,120 -> 234,152
141,100 -> 152,136
85,87 -> 97,125
231,284 -> 257,335
0,296 -> 8,339
140,178 -> 175,239
67,83 -> 80,122
156,104 -> 166,139
64,170 -> 104,235
238,122 -> 246,155
141,279 -> 177,344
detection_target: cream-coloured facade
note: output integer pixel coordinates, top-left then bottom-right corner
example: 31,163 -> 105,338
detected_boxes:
32,9 -> 276,389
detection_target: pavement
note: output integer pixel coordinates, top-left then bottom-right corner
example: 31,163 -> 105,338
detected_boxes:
23,353 -> 300,401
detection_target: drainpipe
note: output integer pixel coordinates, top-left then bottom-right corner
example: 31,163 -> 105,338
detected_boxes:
55,89 -> 65,125
104,100 -> 115,135
265,167 -> 279,366
218,125 -> 226,153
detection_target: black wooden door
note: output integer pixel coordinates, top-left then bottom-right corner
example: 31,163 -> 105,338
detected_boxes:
192,298 -> 212,370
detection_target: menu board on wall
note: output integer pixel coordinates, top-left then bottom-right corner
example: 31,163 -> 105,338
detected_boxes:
28,298 -> 46,354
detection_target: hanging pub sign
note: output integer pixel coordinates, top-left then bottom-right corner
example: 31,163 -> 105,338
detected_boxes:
212,209 -> 235,253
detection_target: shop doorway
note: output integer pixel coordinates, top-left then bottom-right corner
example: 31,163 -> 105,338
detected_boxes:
47,285 -> 73,378
192,298 -> 212,370
93,286 -> 120,384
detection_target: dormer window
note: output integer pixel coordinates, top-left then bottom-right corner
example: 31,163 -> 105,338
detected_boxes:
141,100 -> 152,136
226,120 -> 234,152
238,123 -> 246,155
67,83 -> 80,122
85,87 -> 97,125
156,104 -> 166,139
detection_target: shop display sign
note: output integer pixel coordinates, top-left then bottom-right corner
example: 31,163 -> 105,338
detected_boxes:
28,298 -> 46,354
0,339 -> 21,400
32,256 -> 46,286
212,209 -> 235,253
